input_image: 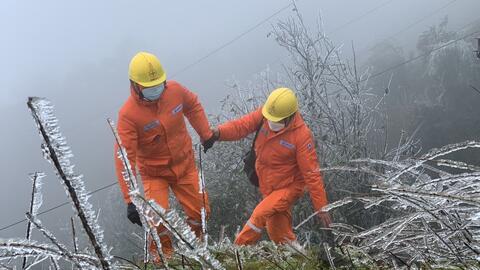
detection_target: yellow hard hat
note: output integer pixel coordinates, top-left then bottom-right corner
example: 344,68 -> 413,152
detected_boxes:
262,87 -> 298,122
129,52 -> 167,87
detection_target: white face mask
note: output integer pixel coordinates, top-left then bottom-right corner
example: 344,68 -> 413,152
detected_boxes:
142,83 -> 165,101
268,120 -> 285,132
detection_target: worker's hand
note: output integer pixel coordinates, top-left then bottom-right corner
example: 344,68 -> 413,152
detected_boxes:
202,128 -> 219,153
318,211 -> 332,228
127,203 -> 142,226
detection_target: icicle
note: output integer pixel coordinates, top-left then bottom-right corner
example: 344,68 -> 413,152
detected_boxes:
27,97 -> 113,270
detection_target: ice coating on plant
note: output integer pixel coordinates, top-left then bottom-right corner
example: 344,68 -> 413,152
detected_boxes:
25,255 -> 50,270
23,172 -> 46,268
140,198 -> 224,269
27,97 -> 113,270
0,239 -> 98,268
108,118 -> 223,269
25,213 -> 92,269
108,118 -> 168,264
29,172 -> 45,218
197,149 -> 209,246
327,140 -> 480,266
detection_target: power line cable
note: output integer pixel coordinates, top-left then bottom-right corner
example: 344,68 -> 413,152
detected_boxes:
367,26 -> 480,80
388,0 -> 457,39
170,2 -> 295,78
246,0 -> 397,77
328,0 -> 396,34
355,0 -> 458,56
0,182 -> 117,232
251,1 -> 472,81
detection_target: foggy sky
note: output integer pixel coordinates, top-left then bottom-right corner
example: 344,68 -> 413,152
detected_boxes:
1,0 -> 478,238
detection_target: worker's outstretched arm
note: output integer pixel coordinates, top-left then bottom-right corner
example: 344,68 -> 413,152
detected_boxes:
114,115 -> 138,204
180,84 -> 213,142
217,107 -> 263,141
296,130 -> 329,216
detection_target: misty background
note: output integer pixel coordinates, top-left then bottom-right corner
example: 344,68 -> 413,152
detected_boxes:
1,0 -> 479,250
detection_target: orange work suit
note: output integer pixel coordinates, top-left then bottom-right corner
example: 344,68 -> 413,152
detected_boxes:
114,80 -> 212,255
218,108 -> 328,245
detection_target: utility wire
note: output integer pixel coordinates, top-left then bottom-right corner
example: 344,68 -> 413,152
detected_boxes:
388,0 -> 457,40
0,182 -> 117,232
355,0 -> 458,56
267,0 -> 459,74
247,0 -> 397,77
252,1 -> 474,83
328,0 -> 396,34
170,2 -> 294,78
367,27 -> 480,80
175,0 -> 397,79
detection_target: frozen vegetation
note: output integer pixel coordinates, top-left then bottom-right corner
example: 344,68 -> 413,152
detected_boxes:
1,10 -> 480,270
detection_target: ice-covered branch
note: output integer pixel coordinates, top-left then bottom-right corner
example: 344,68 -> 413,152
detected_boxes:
25,212 -> 86,269
22,172 -> 45,269
0,239 -> 98,267
107,118 -> 223,269
328,141 -> 480,266
27,97 -> 113,270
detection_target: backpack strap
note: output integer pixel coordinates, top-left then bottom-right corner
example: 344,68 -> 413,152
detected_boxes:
251,119 -> 264,149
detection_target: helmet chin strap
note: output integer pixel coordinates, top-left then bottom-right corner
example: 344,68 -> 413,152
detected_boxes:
131,81 -> 148,101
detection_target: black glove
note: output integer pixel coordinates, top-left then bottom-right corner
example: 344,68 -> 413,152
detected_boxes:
202,131 -> 219,153
127,203 -> 142,226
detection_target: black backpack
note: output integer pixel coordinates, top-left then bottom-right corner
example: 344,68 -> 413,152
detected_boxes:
242,120 -> 263,187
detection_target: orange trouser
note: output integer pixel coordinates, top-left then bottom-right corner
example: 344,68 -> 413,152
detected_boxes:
143,169 -> 209,257
234,186 -> 302,245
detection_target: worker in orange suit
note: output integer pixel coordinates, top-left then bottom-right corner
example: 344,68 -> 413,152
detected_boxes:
114,52 -> 216,259
210,87 -> 331,245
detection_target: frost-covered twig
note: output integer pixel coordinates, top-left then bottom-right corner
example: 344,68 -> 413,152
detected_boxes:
198,144 -> 209,246
50,256 -> 60,270
22,172 -> 45,269
294,197 -> 353,230
0,239 -> 98,267
27,97 -> 113,270
107,118 -> 167,268
70,217 -> 78,253
143,231 -> 148,270
108,118 -> 223,269
323,242 -> 336,270
329,141 -> 480,267
388,141 -> 480,182
234,249 -> 243,270
138,197 -> 223,269
25,212 -> 85,269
